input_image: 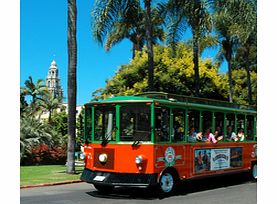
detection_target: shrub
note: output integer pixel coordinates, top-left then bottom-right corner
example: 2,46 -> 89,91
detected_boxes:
21,144 -> 67,165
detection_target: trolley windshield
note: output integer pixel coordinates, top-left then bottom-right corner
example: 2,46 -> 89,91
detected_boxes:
90,104 -> 151,142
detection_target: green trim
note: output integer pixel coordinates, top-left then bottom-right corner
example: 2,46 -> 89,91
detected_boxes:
115,105 -> 121,142
149,101 -> 256,114
91,107 -> 94,142
84,107 -> 87,142
244,114 -> 247,142
234,113 -> 237,134
212,112 -> 215,133
199,111 -> 203,133
169,108 -> 173,143
184,110 -> 188,142
151,102 -> 155,143
85,95 -> 256,115
84,94 -> 257,144
223,113 -> 227,142
254,116 -> 257,141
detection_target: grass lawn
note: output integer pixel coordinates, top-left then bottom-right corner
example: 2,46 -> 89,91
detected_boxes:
20,165 -> 84,186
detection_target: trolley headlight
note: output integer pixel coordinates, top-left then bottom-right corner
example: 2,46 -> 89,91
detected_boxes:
99,153 -> 108,163
135,155 -> 143,164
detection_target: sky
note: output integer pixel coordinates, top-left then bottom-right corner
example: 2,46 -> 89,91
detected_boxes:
21,0 -> 134,105
20,0 -> 224,106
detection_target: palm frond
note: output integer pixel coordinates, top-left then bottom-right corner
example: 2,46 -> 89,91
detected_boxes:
199,34 -> 219,54
92,0 -> 132,44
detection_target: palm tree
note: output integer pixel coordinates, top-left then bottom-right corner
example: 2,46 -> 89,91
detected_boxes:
20,92 -> 28,115
21,76 -> 48,105
144,0 -> 154,91
92,0 -> 156,91
185,34 -> 219,58
67,0 -> 77,174
102,3 -> 164,59
235,35 -> 257,105
38,92 -> 62,124
233,0 -> 257,105
162,0 -> 212,96
213,0 -> 253,103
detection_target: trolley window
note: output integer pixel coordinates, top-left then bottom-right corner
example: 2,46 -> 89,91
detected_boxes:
94,107 -> 116,141
120,105 -> 151,141
85,107 -> 92,142
155,107 -> 170,142
172,108 -> 185,142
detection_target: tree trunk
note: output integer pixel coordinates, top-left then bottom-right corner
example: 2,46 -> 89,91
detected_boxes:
144,0 -> 154,91
227,59 -> 233,103
67,0 -> 77,174
245,47 -> 252,105
132,43 -> 136,59
132,41 -> 141,59
48,110 -> 52,124
223,40 -> 233,103
192,33 -> 200,96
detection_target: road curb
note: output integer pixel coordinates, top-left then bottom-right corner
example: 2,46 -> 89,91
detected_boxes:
20,180 -> 84,189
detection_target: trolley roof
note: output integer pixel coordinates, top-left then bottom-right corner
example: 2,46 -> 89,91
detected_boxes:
85,92 -> 256,114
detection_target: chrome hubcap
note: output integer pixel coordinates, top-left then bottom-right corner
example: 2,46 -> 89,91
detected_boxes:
252,164 -> 257,179
160,173 -> 174,193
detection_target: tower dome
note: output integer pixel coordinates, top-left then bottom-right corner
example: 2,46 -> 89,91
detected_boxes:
50,60 -> 57,69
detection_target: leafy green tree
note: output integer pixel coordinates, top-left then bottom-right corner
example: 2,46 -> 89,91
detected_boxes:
97,44 -> 227,100
76,108 -> 84,151
229,69 -> 257,105
161,0 -> 212,96
67,0 -> 77,174
50,110 -> 68,146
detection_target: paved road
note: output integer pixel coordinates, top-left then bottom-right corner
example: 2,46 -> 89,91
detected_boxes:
21,173 -> 256,204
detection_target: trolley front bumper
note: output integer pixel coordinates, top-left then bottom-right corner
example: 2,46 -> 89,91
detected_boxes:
81,168 -> 158,187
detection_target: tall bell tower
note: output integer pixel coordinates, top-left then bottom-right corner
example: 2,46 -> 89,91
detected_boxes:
46,60 -> 63,101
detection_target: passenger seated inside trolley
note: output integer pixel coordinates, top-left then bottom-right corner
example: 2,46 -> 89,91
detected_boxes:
214,126 -> 224,141
237,128 -> 245,141
226,125 -> 237,141
188,127 -> 198,142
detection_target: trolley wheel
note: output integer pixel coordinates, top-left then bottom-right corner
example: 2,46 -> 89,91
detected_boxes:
93,184 -> 114,193
251,163 -> 257,180
158,171 -> 177,195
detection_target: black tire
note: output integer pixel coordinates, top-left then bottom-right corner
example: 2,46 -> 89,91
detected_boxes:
158,171 -> 177,196
94,184 -> 114,193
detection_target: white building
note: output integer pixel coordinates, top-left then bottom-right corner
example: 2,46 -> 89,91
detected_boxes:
46,60 -> 63,101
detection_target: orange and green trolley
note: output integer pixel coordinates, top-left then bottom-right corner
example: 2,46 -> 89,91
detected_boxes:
80,92 -> 257,195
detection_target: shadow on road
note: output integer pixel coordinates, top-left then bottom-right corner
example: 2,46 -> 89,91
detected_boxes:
86,172 -> 256,200
86,187 -> 157,200
177,172 -> 256,196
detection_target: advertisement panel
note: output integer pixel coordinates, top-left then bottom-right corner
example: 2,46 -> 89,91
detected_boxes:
194,149 -> 211,173
194,147 -> 242,173
210,148 -> 230,170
